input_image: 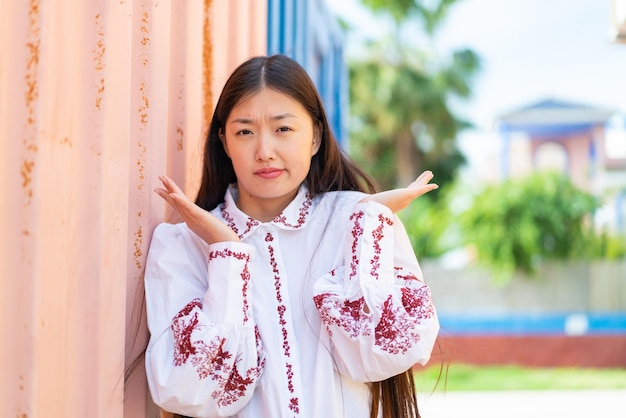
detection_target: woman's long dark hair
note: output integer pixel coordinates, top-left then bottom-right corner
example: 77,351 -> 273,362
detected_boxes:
194,54 -> 376,209
195,54 -> 419,418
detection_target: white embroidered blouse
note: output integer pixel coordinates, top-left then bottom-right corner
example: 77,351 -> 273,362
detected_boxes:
144,185 -> 439,418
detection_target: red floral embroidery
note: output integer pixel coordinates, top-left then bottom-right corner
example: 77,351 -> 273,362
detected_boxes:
374,295 -> 420,354
209,248 -> 252,323
348,211 -> 365,281
394,266 -> 422,282
216,350 -> 257,408
370,213 -> 393,280
313,293 -> 372,338
267,235 -> 301,414
401,286 -> 435,319
221,201 -> 259,238
289,397 -> 300,414
172,299 -> 202,366
170,300 -> 264,408
221,204 -> 235,231
348,210 -> 393,281
273,193 -> 313,228
286,363 -> 295,392
192,338 -> 227,380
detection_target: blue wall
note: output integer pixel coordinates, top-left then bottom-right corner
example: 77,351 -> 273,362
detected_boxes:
438,313 -> 626,335
267,0 -> 349,146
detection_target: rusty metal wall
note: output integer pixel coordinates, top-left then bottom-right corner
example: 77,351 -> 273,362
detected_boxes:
0,0 -> 266,416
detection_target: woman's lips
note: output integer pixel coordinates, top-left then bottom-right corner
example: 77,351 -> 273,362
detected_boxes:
255,167 -> 284,179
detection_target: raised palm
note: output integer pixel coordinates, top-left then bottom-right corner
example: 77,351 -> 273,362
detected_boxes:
154,175 -> 240,244
359,170 -> 438,213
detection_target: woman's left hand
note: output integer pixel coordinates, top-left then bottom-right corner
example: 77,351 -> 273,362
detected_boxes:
154,175 -> 241,244
359,170 -> 438,213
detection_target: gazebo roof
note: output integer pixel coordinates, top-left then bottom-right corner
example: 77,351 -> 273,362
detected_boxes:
498,98 -> 616,135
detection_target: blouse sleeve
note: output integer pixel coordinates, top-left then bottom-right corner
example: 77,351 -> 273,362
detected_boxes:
312,201 -> 439,382
144,223 -> 265,417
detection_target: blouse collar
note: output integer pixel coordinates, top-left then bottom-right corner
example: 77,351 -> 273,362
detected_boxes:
220,184 -> 315,240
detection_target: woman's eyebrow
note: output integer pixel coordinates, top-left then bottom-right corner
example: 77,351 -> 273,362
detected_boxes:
230,117 -> 254,124
230,113 -> 297,124
271,113 -> 297,121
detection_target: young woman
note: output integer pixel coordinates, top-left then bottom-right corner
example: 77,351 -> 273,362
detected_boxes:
145,54 -> 440,418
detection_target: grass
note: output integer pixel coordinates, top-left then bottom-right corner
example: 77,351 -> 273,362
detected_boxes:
414,363 -> 626,392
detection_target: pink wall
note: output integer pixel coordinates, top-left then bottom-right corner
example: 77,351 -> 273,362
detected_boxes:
0,1 -> 266,417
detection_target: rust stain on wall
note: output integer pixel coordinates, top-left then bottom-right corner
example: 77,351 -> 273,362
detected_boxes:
175,73 -> 185,152
20,160 -> 34,198
176,126 -> 184,151
93,13 -> 106,110
133,225 -> 143,269
22,0 -> 41,205
140,16 -> 150,46
178,81 -> 184,101
25,0 -> 40,121
95,78 -> 105,110
140,10 -> 150,66
136,141 -> 147,190
138,81 -> 149,126
203,0 -> 213,125
134,2 -> 150,275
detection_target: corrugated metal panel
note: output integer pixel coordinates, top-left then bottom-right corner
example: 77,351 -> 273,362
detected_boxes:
0,1 -> 266,417
267,0 -> 348,145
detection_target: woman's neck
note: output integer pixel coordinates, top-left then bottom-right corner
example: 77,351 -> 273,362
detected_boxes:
235,188 -> 299,222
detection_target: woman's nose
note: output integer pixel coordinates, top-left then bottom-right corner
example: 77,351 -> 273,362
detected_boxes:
255,133 -> 276,161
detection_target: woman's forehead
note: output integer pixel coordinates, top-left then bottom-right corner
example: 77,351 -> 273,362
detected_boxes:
229,88 -> 309,120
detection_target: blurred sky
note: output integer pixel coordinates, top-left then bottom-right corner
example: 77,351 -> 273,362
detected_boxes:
328,0 -> 626,180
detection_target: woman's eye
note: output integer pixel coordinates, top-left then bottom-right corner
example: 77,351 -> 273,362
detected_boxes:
277,126 -> 292,133
236,129 -> 253,136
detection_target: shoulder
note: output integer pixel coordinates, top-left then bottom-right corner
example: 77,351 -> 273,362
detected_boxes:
314,190 -> 368,218
151,221 -> 185,242
316,191 -> 399,225
317,190 -> 367,207
149,221 -> 206,254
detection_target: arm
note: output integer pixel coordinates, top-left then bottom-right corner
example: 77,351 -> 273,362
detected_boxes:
313,199 -> 439,382
144,223 -> 265,417
154,175 -> 240,244
359,170 -> 438,212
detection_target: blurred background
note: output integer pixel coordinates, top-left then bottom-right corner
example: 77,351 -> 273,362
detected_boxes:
327,0 -> 626,369
1,0 -> 625,417
328,2 -> 626,415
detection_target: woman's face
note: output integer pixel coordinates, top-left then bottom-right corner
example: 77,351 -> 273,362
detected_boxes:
222,87 -> 321,222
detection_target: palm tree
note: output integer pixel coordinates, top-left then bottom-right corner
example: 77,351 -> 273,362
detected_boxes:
348,0 -> 480,191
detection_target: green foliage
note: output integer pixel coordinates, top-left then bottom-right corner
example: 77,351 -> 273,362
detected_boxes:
348,42 -> 480,190
349,55 -> 465,189
415,364 -> 626,392
399,197 -> 451,258
350,0 -> 626,281
362,0 -> 461,33
459,172 -> 600,281
587,228 -> 626,260
347,0 -> 481,191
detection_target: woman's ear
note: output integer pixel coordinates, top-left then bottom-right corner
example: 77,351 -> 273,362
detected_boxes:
312,124 -> 322,156
219,128 -> 230,157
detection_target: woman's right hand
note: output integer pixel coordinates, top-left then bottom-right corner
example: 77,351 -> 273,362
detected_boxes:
154,175 -> 240,245
359,170 -> 438,213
